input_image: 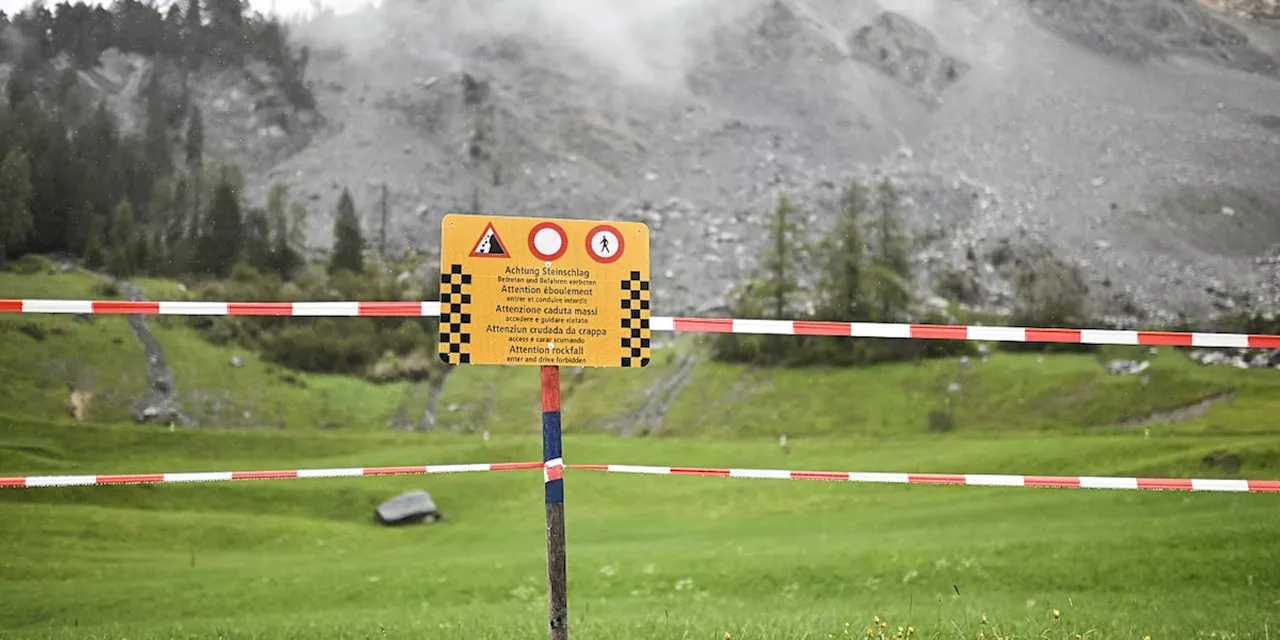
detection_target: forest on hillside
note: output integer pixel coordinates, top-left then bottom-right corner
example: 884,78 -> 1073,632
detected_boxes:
0,0 -> 313,271
0,0 -> 447,380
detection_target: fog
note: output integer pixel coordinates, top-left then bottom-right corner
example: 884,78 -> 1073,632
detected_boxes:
300,0 -> 971,92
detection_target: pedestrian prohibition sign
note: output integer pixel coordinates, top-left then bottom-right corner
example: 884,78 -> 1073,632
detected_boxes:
438,213 -> 652,368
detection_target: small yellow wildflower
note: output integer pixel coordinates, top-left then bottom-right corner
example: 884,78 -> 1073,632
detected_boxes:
907,626 -> 915,636
1053,608 -> 1062,620
981,613 -> 988,625
724,633 -> 731,640
978,632 -> 985,640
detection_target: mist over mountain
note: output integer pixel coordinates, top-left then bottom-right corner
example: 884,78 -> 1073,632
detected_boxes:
15,0 -> 1280,324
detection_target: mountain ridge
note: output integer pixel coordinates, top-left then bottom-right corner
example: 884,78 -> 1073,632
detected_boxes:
15,0 -> 1280,325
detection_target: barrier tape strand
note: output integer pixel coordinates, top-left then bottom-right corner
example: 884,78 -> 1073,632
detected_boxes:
3,461 -> 1277,493
0,462 -> 543,488
567,464 -> 1280,493
3,298 -> 1279,348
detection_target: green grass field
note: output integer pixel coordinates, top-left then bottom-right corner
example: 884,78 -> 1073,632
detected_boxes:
3,267 -> 1280,639
2,423 -> 1279,639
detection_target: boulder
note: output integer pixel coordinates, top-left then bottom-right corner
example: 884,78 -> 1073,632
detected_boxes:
1106,359 -> 1150,376
848,11 -> 970,95
374,490 -> 444,526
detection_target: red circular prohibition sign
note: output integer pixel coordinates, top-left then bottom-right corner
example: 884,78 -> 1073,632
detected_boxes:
586,224 -> 625,264
528,222 -> 568,262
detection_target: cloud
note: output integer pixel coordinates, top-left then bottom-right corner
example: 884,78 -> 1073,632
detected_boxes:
445,0 -> 750,88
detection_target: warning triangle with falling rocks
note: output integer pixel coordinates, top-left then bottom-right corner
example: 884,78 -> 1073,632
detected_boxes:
469,223 -> 510,258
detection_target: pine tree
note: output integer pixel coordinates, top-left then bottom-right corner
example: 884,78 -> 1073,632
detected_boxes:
204,0 -> 246,66
84,216 -> 107,269
0,148 -> 34,263
329,187 -> 364,275
711,191 -> 811,366
6,61 -> 36,108
183,0 -> 203,69
815,179 -> 869,322
760,192 -> 808,320
107,198 -> 136,277
378,182 -> 388,256
131,233 -> 150,274
163,178 -> 188,248
194,175 -> 242,277
28,113 -> 82,254
865,179 -> 912,322
161,3 -> 184,59
266,182 -> 298,277
185,105 -> 204,230
143,68 -> 172,178
243,207 -> 271,273
148,231 -> 166,274
288,201 -> 308,259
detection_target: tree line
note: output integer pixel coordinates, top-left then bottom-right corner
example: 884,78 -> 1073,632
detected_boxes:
0,0 -> 318,276
0,0 -> 313,110
0,54 -> 430,381
712,179 -> 1092,368
0,64 -> 302,280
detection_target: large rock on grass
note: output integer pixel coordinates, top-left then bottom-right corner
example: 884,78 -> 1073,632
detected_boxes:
374,490 -> 444,526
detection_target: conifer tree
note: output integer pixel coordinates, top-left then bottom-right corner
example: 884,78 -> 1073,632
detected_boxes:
815,179 -> 869,321
164,178 -> 190,272
143,69 -> 172,177
0,148 -> 33,263
760,192 -> 808,320
84,216 -> 107,269
266,183 -> 299,277
329,188 -> 364,275
185,105 -> 204,232
865,179 -> 912,323
194,175 -> 242,277
107,198 -> 136,277
712,191 -> 811,366
288,201 -> 308,256
183,0 -> 203,69
243,207 -> 271,273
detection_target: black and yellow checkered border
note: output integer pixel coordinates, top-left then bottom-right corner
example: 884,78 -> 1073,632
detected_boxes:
438,264 -> 473,365
620,270 -> 651,368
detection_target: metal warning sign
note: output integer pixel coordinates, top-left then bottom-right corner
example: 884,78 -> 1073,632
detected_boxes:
438,213 -> 651,368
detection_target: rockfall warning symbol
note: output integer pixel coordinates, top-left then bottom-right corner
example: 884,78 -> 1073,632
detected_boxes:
469,223 -> 510,258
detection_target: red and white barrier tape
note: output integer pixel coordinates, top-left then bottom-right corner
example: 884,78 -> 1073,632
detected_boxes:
568,464 -> 1280,493
4,460 -> 1276,493
0,461 -> 542,489
3,298 -> 1278,348
0,299 -> 442,317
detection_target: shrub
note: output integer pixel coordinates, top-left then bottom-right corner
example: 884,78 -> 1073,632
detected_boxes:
5,254 -> 50,275
91,280 -> 120,298
181,262 -> 442,380
1000,241 -> 1096,354
927,408 -> 955,432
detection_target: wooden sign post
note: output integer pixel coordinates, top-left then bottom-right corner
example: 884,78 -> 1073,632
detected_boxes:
439,213 -> 652,640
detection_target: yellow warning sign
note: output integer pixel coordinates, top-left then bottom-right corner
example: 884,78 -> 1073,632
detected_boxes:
438,213 -> 651,368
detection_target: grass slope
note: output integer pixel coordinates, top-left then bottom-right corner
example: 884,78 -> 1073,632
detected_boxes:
4,267 -> 1280,638
1,423 -> 1279,639
4,269 -> 1280,437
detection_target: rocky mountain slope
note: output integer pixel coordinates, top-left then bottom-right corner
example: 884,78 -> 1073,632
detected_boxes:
61,0 -> 1280,324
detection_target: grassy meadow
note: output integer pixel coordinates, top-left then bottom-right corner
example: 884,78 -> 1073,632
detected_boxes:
2,267 -> 1279,638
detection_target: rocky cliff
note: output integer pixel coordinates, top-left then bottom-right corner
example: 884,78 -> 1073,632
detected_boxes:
42,0 -> 1280,324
